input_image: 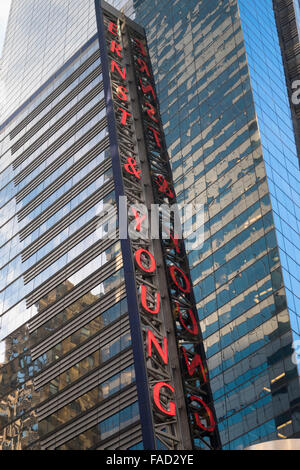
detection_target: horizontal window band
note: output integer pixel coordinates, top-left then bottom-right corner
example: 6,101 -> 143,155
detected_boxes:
17,144 -> 110,221
190,208 -> 273,285
20,181 -> 114,258
10,50 -> 101,140
39,385 -> 137,450
95,422 -> 142,450
0,302 -> 129,403
18,171 -> 113,241
25,239 -> 122,308
11,68 -> 103,153
14,118 -> 107,188
205,305 -> 288,388
12,99 -> 105,171
33,314 -> 130,389
0,280 -> 126,403
22,213 -> 115,285
23,203 -> 116,284
30,281 -> 126,359
192,232 -> 278,303
0,235 -> 121,327
36,349 -> 134,421
38,383 -> 138,449
29,280 -> 126,333
15,134 -> 109,204
13,83 -> 103,158
203,291 -> 288,368
0,346 -> 133,435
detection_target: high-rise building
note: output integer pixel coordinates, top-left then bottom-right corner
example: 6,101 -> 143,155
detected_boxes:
0,0 -> 299,451
273,0 -> 300,163
0,0 -> 221,451
135,0 -> 300,450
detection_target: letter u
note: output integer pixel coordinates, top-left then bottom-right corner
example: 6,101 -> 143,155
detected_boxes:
141,284 -> 160,314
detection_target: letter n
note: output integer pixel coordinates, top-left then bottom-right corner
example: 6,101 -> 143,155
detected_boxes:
111,60 -> 126,79
148,330 -> 168,364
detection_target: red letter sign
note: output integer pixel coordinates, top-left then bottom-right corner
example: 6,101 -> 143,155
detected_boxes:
145,102 -> 158,122
108,21 -> 118,35
139,79 -> 156,101
124,157 -> 141,179
134,37 -> 147,56
141,285 -> 160,314
135,248 -> 156,273
131,207 -> 147,232
176,303 -> 199,336
148,330 -> 168,364
111,60 -> 126,80
153,382 -> 176,416
148,126 -> 162,148
190,395 -> 215,432
118,107 -> 132,126
137,58 -> 150,77
110,40 -> 122,57
116,85 -> 128,101
181,346 -> 207,382
169,265 -> 191,293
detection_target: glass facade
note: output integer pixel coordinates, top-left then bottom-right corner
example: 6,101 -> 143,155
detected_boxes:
0,0 -> 299,451
0,0 -> 96,122
0,33 -> 142,450
273,0 -> 300,164
0,0 -> 135,123
133,0 -> 300,450
239,0 -> 300,355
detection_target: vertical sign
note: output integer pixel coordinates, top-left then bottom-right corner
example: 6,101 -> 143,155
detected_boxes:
95,0 -> 221,450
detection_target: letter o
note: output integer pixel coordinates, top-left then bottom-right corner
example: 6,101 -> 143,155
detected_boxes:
135,248 -> 156,273
190,395 -> 216,432
176,303 -> 199,336
169,265 -> 191,293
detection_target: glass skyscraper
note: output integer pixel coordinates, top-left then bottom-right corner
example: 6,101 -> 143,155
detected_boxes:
0,1 -> 221,451
0,29 -> 132,450
273,0 -> 300,162
0,0 -> 299,451
133,0 -> 300,449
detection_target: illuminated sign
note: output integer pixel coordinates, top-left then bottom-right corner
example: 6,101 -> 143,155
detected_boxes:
96,2 -> 220,450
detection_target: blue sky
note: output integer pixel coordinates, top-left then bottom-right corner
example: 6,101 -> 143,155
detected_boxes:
0,0 -> 12,56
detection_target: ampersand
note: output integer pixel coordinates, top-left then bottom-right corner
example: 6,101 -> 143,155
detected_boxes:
155,175 -> 174,199
124,157 -> 141,179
